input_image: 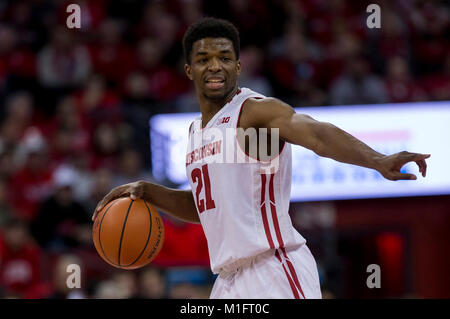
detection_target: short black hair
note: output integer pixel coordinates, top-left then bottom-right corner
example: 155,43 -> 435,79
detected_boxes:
183,17 -> 240,64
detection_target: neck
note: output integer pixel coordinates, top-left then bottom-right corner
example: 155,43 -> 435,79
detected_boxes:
197,85 -> 239,128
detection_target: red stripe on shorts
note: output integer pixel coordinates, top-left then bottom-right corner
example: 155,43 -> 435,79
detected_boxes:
275,250 -> 300,299
268,173 -> 285,247
281,247 -> 306,299
260,174 -> 275,249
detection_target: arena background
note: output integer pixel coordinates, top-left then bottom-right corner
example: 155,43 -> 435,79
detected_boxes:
0,0 -> 449,299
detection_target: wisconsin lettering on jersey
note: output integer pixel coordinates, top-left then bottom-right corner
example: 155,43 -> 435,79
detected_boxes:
186,118 -> 281,174
186,140 -> 222,167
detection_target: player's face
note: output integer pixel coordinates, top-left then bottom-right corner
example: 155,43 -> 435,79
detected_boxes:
185,37 -> 241,101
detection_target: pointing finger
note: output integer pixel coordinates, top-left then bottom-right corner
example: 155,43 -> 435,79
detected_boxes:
409,153 -> 431,161
392,172 -> 417,181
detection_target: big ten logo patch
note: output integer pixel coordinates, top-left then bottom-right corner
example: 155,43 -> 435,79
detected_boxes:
217,117 -> 231,125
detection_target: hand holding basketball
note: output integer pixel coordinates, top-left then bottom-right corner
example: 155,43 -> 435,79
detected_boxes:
92,180 -> 148,221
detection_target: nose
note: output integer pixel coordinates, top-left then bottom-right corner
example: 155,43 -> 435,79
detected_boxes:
208,57 -> 221,72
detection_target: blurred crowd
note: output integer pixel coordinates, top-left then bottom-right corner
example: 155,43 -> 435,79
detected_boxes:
0,0 -> 448,298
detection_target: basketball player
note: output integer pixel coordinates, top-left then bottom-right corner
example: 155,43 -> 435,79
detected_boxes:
92,18 -> 430,299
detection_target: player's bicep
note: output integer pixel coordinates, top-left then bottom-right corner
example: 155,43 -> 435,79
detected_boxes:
256,99 -> 321,151
242,97 -> 321,151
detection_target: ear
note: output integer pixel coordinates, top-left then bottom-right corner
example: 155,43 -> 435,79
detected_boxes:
236,60 -> 241,76
185,63 -> 193,81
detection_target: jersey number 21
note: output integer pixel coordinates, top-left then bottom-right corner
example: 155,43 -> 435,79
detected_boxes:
191,164 -> 216,213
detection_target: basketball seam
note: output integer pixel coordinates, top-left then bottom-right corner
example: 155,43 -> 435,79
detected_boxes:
121,200 -> 153,268
117,199 -> 134,267
98,200 -> 120,266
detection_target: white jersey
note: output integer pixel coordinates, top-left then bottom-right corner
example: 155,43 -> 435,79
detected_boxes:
186,87 -> 306,274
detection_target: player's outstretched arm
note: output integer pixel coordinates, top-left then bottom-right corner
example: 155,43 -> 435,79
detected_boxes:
240,98 -> 430,181
92,181 -> 200,224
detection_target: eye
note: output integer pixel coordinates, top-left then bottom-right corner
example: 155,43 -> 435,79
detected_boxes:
221,57 -> 231,62
198,58 -> 208,64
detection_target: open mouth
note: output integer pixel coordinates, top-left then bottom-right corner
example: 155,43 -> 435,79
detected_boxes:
205,78 -> 225,89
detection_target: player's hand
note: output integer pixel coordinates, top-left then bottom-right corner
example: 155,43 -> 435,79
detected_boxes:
376,151 -> 430,181
92,180 -> 147,221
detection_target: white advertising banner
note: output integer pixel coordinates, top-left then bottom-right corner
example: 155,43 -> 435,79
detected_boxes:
150,101 -> 450,202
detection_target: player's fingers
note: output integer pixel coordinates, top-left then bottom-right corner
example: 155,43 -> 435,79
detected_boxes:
129,184 -> 144,200
423,160 -> 428,177
95,186 -> 128,213
92,194 -> 121,221
391,171 -> 417,181
95,197 -> 112,214
415,159 -> 428,177
92,196 -> 120,221
92,200 -> 106,221
396,153 -> 430,174
92,185 -> 136,221
405,152 -> 431,161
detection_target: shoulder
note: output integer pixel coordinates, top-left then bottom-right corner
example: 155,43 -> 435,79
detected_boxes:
240,97 -> 281,116
238,96 -> 295,129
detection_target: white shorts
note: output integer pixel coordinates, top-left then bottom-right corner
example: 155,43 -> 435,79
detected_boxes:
210,244 -> 322,299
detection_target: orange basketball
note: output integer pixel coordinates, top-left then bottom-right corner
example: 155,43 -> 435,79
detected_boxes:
92,197 -> 164,270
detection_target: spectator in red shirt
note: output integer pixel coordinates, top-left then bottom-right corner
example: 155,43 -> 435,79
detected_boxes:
0,24 -> 36,86
0,218 -> 42,298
